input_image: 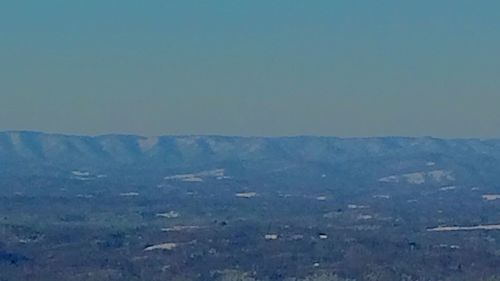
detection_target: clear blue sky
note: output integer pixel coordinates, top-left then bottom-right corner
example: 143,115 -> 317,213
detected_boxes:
1,1 -> 499,137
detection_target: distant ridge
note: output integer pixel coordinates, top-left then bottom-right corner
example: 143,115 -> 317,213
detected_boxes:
1,131 -> 500,185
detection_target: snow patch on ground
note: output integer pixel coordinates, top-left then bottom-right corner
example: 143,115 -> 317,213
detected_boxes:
264,234 -> 279,240
439,186 -> 457,191
71,171 -> 106,181
156,211 -> 180,218
378,175 -> 399,183
348,204 -> 369,209
404,173 -> 426,184
235,192 -> 257,198
161,226 -> 203,232
483,194 -> 500,201
357,214 -> 373,220
379,170 -> 455,185
164,169 -> 227,182
428,224 -> 500,232
138,137 -> 159,151
72,171 -> 91,177
438,244 -> 461,249
120,192 -> 139,197
429,170 -> 455,181
144,243 -> 177,251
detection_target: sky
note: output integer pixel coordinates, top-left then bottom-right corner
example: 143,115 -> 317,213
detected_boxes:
1,1 -> 499,137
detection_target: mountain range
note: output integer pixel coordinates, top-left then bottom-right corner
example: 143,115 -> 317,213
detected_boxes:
1,131 -> 500,187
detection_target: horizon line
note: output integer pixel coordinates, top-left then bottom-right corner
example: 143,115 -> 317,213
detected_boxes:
0,130 -> 498,141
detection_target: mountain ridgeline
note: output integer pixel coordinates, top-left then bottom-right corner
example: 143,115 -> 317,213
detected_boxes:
1,131 -> 500,187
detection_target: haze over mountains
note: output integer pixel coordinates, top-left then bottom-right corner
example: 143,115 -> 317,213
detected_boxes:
1,131 -> 500,188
